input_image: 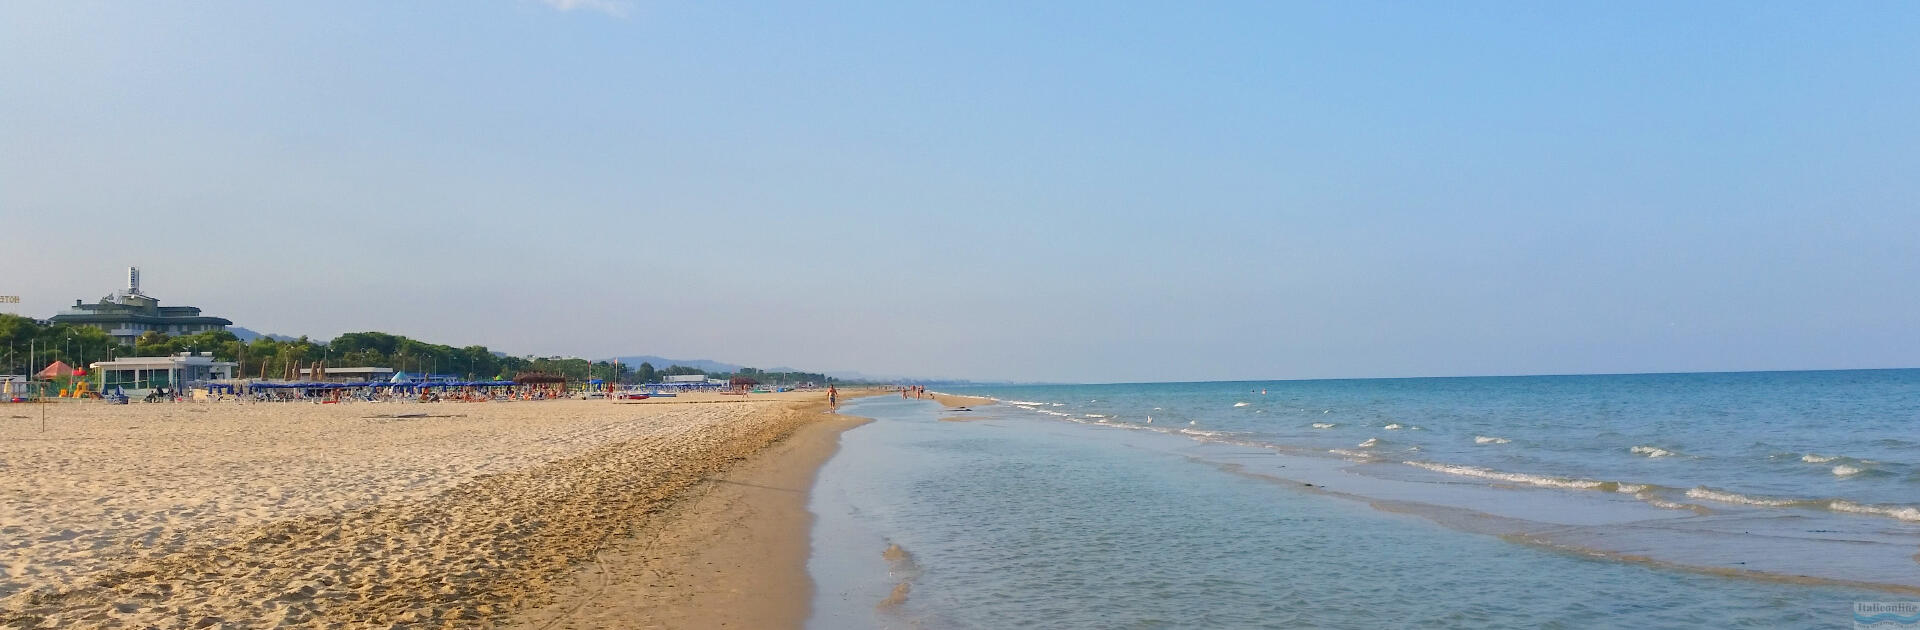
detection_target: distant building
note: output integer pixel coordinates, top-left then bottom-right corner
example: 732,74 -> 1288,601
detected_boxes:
90,352 -> 236,396
664,374 -> 708,383
49,267 -> 233,344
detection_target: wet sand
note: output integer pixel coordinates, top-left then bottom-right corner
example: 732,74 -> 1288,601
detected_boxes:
0,392 -> 862,628
510,403 -> 870,629
926,392 -> 993,409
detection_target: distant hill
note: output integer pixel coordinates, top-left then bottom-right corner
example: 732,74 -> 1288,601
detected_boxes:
609,355 -> 821,375
609,356 -> 744,374
228,327 -> 300,343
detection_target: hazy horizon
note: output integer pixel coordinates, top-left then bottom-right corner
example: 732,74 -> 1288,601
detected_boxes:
5,2 -> 1917,383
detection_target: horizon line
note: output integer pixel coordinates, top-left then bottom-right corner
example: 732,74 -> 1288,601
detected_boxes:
954,365 -> 1920,388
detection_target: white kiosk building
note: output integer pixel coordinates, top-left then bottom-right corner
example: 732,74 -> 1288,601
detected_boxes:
90,352 -> 236,399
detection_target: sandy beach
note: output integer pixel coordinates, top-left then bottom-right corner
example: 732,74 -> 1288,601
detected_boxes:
0,392 -> 862,629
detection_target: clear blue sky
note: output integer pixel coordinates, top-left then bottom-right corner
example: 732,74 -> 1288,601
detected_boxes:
3,1 -> 1916,382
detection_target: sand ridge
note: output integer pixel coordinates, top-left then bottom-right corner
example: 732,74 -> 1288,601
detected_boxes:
926,392 -> 993,410
0,397 -> 827,628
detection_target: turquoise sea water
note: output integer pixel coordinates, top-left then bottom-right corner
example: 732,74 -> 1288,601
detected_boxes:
808,371 -> 1919,628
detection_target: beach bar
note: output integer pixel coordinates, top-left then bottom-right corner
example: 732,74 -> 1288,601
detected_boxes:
90,352 -> 236,398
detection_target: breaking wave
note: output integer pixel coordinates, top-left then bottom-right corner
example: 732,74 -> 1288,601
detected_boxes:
1630,445 -> 1678,458
1684,487 -> 1920,522
1405,461 -> 1623,492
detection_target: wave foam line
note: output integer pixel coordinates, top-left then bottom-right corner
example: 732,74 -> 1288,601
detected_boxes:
1403,461 -> 1657,495
1685,487 -> 1920,522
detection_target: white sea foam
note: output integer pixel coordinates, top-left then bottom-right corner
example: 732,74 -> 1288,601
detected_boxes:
1311,422 -> 1336,429
1085,414 -> 1106,418
1474,436 -> 1510,445
1233,402 -> 1251,407
1630,445 -> 1677,458
1403,461 -> 1609,491
1002,400 -> 1048,406
1829,500 -> 1920,522
1801,453 -> 1839,463
1638,495 -> 1698,511
1680,489 -> 1920,522
1832,464 -> 1865,477
1383,423 -> 1403,430
1357,438 -> 1378,448
1328,449 -> 1373,460
1180,429 -> 1222,438
1684,487 -> 1799,507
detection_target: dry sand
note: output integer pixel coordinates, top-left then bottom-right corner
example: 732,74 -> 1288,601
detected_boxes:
0,393 -> 856,629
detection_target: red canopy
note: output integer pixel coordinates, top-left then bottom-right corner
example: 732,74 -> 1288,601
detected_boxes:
35,360 -> 75,379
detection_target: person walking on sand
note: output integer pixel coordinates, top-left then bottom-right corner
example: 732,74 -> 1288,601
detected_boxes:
828,385 -> 839,410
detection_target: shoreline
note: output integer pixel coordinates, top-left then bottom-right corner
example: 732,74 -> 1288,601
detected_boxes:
509,392 -> 878,629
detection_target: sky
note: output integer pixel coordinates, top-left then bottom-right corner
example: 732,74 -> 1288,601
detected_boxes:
2,1 -> 1916,383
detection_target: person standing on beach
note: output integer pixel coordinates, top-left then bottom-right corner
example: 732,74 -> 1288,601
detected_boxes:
828,385 -> 838,410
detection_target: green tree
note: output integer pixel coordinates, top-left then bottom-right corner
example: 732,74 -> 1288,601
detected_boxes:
134,331 -> 172,357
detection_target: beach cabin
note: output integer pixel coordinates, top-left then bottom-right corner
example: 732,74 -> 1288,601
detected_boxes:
90,352 -> 236,400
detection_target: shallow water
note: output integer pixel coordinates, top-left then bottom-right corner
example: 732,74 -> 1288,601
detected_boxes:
808,389 -> 1901,629
947,371 -> 1920,587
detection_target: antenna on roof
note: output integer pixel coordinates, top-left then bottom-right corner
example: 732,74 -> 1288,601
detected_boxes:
127,267 -> 142,295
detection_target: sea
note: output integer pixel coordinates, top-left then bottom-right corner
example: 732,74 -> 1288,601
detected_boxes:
806,370 -> 1920,629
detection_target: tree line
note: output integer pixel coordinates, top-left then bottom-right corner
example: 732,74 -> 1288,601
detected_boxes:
0,315 -> 835,385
